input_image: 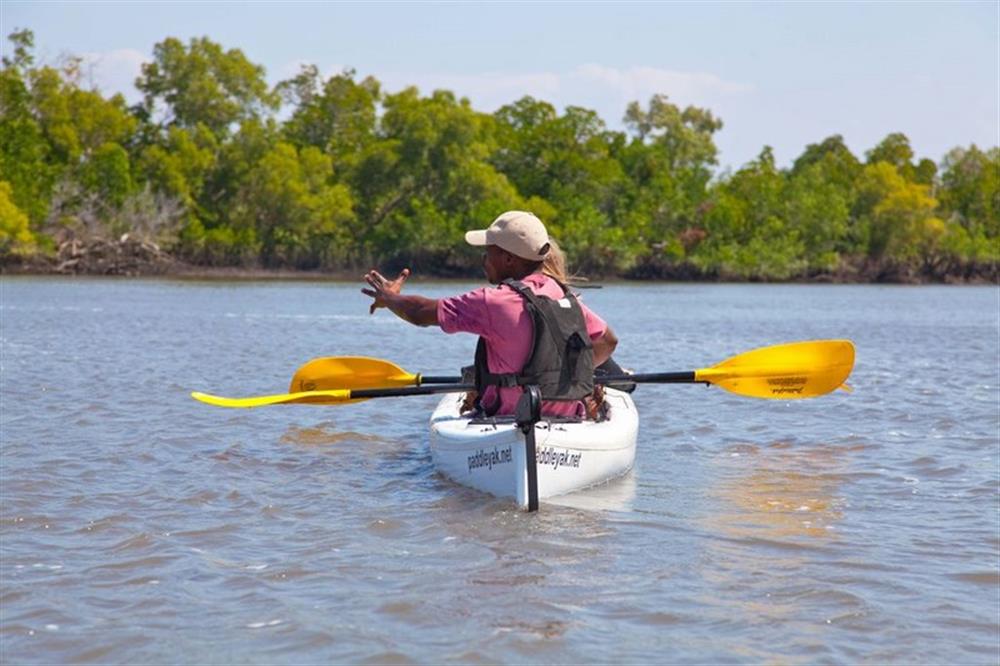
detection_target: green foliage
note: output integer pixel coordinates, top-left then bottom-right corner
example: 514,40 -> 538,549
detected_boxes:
27,64 -> 137,164
791,135 -> 862,191
854,162 -> 942,262
279,66 -> 380,163
0,63 -> 54,225
784,161 -> 850,271
136,36 -> 278,138
230,141 -> 356,267
1,31 -> 140,239
938,145 -> 1000,259
79,142 -> 133,207
492,97 -> 633,272
697,147 -> 804,279
624,94 -> 722,172
866,132 -> 938,186
866,132 -> 915,169
0,180 -> 36,254
618,95 -> 722,269
2,29 -> 996,281
352,87 -> 525,267
138,124 -> 217,214
2,29 -> 34,71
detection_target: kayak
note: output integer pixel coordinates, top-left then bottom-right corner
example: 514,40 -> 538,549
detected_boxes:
429,388 -> 639,510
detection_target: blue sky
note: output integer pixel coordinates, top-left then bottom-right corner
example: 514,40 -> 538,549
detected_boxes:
3,1 -> 997,169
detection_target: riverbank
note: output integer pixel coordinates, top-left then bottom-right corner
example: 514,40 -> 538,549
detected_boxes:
1,237 -> 995,284
5,258 -> 996,285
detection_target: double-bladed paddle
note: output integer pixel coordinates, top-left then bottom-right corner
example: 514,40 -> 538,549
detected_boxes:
191,339 -> 855,408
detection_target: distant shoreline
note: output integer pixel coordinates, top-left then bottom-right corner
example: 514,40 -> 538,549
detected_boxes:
3,257 -> 995,285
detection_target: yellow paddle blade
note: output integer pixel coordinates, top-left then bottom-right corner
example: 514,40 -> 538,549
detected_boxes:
694,339 -> 855,399
289,356 -> 419,392
191,389 -> 362,409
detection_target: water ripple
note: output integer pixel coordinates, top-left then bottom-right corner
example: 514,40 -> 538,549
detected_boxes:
1,279 -> 996,664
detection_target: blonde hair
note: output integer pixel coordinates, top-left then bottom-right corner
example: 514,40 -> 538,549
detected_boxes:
542,239 -> 586,285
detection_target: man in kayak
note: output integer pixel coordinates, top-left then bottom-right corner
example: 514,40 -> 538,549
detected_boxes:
361,210 -> 618,418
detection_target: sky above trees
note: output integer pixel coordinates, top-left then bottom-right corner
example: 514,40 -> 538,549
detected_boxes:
3,1 -> 997,170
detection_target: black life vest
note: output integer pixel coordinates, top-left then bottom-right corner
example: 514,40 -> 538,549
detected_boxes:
474,277 -> 595,416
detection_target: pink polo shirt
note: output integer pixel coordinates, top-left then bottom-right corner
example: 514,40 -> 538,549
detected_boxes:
437,273 -> 607,417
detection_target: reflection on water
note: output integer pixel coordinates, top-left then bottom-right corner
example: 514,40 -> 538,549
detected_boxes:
693,441 -> 874,656
279,421 -> 388,448
708,441 -> 848,541
547,470 -> 638,514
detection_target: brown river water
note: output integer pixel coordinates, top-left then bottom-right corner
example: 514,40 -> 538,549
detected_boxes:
1,277 -> 997,663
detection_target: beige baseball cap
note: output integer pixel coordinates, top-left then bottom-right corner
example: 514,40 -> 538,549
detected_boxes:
464,211 -> 550,261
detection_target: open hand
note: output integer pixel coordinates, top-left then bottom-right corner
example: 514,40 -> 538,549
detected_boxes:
361,268 -> 410,314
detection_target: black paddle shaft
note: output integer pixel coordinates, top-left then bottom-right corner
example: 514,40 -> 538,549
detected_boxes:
351,384 -> 474,399
417,372 -> 701,386
603,371 -> 699,384
419,375 -> 462,385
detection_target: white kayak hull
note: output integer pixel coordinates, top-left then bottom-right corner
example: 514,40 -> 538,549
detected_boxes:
429,388 -> 639,509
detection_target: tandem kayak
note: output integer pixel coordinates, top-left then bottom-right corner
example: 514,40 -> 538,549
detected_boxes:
429,388 -> 639,510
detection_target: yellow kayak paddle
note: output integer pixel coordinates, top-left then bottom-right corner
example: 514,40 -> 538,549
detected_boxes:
288,356 -> 456,393
191,339 -> 854,408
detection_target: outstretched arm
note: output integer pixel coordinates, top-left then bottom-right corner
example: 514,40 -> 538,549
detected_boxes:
362,269 -> 440,327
